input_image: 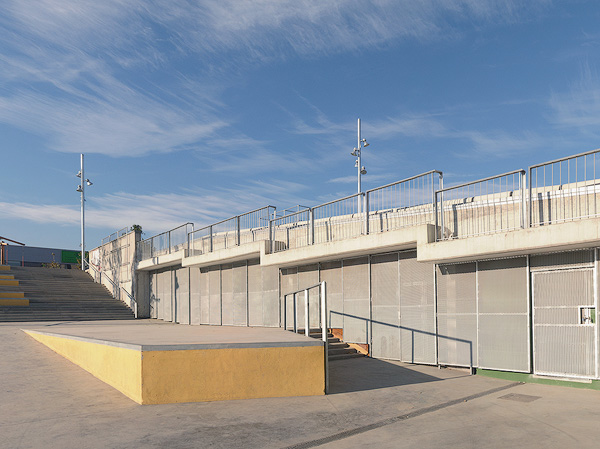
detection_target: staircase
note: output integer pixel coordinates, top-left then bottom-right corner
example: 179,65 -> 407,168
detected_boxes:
0,266 -> 135,322
308,330 -> 365,361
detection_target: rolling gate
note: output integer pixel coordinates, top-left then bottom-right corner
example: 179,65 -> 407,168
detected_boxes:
147,250 -> 599,379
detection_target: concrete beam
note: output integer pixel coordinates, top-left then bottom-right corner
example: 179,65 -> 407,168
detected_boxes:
182,241 -> 268,269
137,250 -> 185,271
418,218 -> 600,264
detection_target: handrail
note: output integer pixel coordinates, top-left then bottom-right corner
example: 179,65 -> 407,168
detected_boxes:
529,148 -> 600,170
282,281 -> 328,393
193,206 -> 276,230
85,260 -> 138,318
140,222 -> 193,244
366,169 -> 443,195
436,169 -> 526,193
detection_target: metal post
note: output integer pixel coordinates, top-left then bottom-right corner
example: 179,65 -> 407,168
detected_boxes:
210,225 -> 213,252
357,118 -> 362,214
80,154 -> 85,270
364,192 -> 369,235
521,170 -> 526,229
237,216 -> 241,246
310,209 -> 315,245
283,294 -> 287,330
439,174 -> 445,240
293,292 -> 297,333
320,281 -> 329,394
305,289 -> 310,337
528,168 -> 533,227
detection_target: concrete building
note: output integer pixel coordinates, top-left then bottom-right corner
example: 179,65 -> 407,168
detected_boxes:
89,148 -> 600,382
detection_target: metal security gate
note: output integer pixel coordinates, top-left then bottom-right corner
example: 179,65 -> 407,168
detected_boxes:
532,251 -> 597,379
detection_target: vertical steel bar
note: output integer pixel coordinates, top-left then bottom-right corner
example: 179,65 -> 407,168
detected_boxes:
305,289 -> 310,337
321,281 -> 329,394
293,292 -> 297,333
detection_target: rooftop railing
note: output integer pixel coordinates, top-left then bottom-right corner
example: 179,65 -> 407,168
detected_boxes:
101,227 -> 129,246
270,171 -> 443,252
187,206 -> 275,255
435,170 -> 526,240
529,148 -> 600,227
138,223 -> 194,261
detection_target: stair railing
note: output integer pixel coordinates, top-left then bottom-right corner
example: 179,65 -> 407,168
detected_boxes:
282,281 -> 328,393
84,260 -> 138,318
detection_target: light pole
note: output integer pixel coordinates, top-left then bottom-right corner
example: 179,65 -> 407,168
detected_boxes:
350,118 -> 369,212
76,154 -> 93,270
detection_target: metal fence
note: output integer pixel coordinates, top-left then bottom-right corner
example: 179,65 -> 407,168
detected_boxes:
436,170 -> 526,240
101,227 -> 129,246
312,193 -> 364,245
188,206 -> 275,255
138,223 -> 194,261
269,208 -> 311,253
366,170 -> 443,234
529,148 -> 600,227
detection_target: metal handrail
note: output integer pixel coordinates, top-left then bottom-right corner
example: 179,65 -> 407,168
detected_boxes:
193,206 -> 276,231
282,281 -> 328,394
85,260 -> 138,318
529,148 -> 600,170
312,192 -> 363,211
436,169 -> 526,193
141,222 -> 193,244
365,170 -> 443,196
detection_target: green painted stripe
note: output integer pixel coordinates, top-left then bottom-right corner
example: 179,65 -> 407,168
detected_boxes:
476,369 -> 600,390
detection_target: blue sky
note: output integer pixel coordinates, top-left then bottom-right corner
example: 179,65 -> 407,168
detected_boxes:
1,0 -> 600,250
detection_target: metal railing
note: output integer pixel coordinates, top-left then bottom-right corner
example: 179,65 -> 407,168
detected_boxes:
312,192 -> 364,245
269,208 -> 311,253
435,169 -> 526,240
85,259 -> 138,318
138,223 -> 194,261
529,148 -> 600,227
187,206 -> 275,255
101,227 -> 129,246
282,281 -> 329,393
366,170 -> 443,234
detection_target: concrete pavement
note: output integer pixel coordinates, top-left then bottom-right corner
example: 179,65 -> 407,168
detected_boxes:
2,320 -> 599,449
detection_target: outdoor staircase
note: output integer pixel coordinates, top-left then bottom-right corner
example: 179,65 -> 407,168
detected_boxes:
0,266 -> 135,322
308,330 -> 365,361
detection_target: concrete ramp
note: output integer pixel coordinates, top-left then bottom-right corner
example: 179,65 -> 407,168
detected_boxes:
24,323 -> 325,404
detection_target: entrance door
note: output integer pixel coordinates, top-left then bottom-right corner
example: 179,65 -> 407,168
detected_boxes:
532,268 -> 596,378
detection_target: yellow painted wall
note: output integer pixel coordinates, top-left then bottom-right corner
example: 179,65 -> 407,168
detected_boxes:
24,331 -> 143,403
141,346 -> 325,404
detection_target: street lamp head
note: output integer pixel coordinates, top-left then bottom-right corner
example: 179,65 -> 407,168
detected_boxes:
351,148 -> 358,157
360,167 -> 367,175
76,185 -> 83,192
86,179 -> 93,186
76,170 -> 82,178
362,140 -> 369,147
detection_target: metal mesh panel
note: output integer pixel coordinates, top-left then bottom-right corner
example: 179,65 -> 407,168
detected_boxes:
149,272 -> 158,319
477,257 -> 529,371
262,265 -> 279,327
190,267 -> 201,325
221,264 -> 234,326
200,268 -> 210,324
174,267 -> 190,325
209,266 -> 221,325
159,269 -> 173,322
281,267 -> 298,329
233,262 -> 248,326
342,257 -> 369,344
298,264 -> 319,329
371,253 -> 400,360
400,252 -> 435,364
437,263 -> 477,367
530,250 -> 593,271
247,259 -> 263,327
533,269 -> 595,377
320,261 -> 343,328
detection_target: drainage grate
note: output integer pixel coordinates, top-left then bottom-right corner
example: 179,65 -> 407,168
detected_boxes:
499,393 -> 540,403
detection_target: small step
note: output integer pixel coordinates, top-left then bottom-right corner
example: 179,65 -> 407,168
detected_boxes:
0,298 -> 29,306
0,265 -> 10,271
0,291 -> 25,298
0,274 -> 15,280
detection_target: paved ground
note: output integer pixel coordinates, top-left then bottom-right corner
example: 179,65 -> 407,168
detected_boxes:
2,320 -> 599,449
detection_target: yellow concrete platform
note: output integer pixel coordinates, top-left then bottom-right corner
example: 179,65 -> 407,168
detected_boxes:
24,324 -> 325,405
0,279 -> 19,286
0,298 -> 29,306
0,265 -> 10,271
0,291 -> 24,298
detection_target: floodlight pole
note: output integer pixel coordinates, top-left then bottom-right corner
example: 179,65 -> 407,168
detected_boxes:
357,118 -> 362,213
80,154 -> 85,270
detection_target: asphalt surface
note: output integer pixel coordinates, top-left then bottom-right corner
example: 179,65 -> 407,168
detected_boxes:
2,320 -> 599,449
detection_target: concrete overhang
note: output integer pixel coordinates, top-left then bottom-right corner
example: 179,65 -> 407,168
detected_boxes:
417,218 -> 600,264
261,225 -> 434,268
182,241 -> 267,268
137,250 -> 185,271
